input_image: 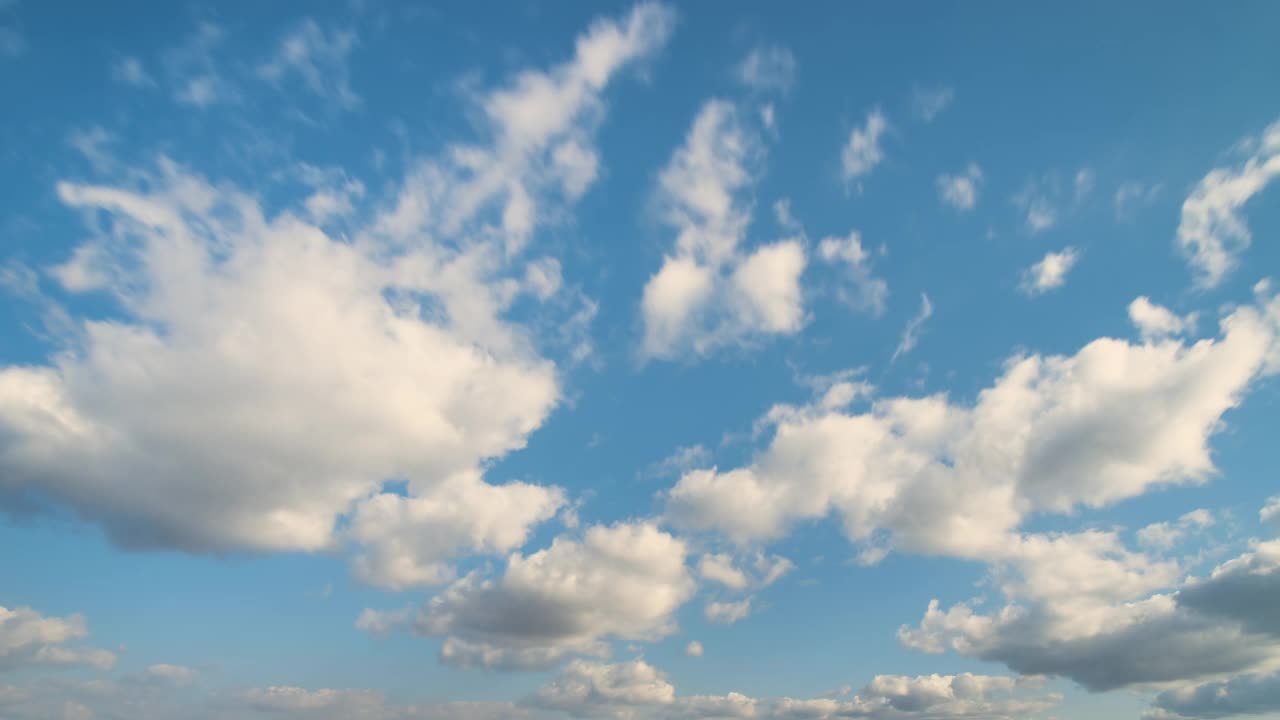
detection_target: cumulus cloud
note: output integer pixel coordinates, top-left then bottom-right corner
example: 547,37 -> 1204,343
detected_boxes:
1019,247 -> 1078,296
166,22 -> 236,107
0,4 -> 673,589
415,522 -> 694,670
1178,117 -> 1280,289
684,641 -> 704,657
737,45 -> 796,94
1137,509 -> 1215,552
937,163 -> 982,211
258,18 -> 360,108
817,231 -> 888,316
640,99 -> 808,358
522,661 -> 1054,720
902,534 -> 1280,693
527,659 -> 676,717
842,109 -> 888,189
1263,496 -> 1280,527
0,606 -> 114,672
666,291 -> 1280,558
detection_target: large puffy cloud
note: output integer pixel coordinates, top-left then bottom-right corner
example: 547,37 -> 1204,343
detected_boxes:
0,606 -> 114,672
415,522 -> 694,670
1177,117 -> 1280,289
0,5 -> 673,583
666,291 -> 1280,558
901,538 -> 1280,693
640,99 -> 808,359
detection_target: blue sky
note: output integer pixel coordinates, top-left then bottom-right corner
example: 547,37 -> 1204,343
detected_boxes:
2,2 -> 1280,719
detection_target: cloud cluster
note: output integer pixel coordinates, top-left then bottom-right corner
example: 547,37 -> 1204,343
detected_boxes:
641,99 -> 808,358
0,4 -> 673,589
525,660 -> 1057,719
903,538 -> 1280,693
666,291 -> 1280,557
0,606 -> 114,672
414,522 -> 694,670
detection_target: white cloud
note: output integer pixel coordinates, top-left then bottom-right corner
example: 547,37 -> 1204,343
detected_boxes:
258,19 -> 360,109
0,606 -> 115,672
1136,509 -> 1215,552
937,163 -> 982,211
699,553 -> 749,590
1262,496 -> 1280,527
143,664 -> 197,686
666,291 -> 1280,559
416,522 -> 694,669
643,444 -> 713,481
1019,247 -> 1079,296
1012,177 -> 1062,234
842,109 -> 888,189
705,599 -> 752,624
527,659 -> 676,717
736,45 -> 796,94
0,4 -> 672,585
348,471 -> 565,589
684,641 -> 704,657
640,99 -> 808,358
913,87 -> 954,122
1178,118 -> 1280,289
817,231 -> 888,316
892,293 -> 933,362
354,607 -> 412,636
1129,296 -> 1197,342
167,22 -> 236,108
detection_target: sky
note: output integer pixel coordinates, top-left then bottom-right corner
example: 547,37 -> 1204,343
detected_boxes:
1,1 -> 1280,719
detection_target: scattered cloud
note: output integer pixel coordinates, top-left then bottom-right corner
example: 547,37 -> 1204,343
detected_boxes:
258,19 -> 360,109
1019,247 -> 1079,296
684,641 -> 703,657
640,99 -> 808,358
0,606 -> 115,672
1177,117 -> 1280,289
817,230 -> 888,316
667,291 -> 1280,558
1128,296 -> 1197,342
842,109 -> 888,190
937,163 -> 982,211
0,3 -> 673,591
736,45 -> 796,94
